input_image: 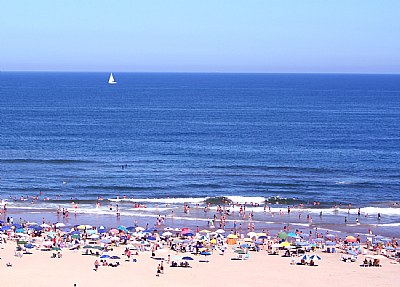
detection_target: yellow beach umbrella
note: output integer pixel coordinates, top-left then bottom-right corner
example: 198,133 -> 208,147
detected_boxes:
279,241 -> 290,247
210,239 -> 217,244
257,233 -> 267,237
200,229 -> 211,234
244,238 -> 253,242
227,234 -> 238,239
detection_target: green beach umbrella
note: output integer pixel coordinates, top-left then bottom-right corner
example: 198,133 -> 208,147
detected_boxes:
278,232 -> 288,240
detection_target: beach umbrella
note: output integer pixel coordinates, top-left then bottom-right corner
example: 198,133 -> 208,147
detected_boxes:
345,236 -> 357,243
110,255 -> 121,260
200,251 -> 211,257
227,234 -> 238,239
17,240 -> 27,245
182,232 -> 194,237
52,247 -> 61,251
279,241 -> 290,247
55,223 -> 65,228
40,223 -> 50,228
174,228 -> 182,232
182,256 -> 194,260
100,255 -> 110,259
309,255 -> 321,260
244,238 -> 253,242
126,226 -> 136,231
1,226 -> 11,231
314,238 -> 324,242
215,229 -> 225,234
147,236 -> 157,241
164,227 -> 173,231
162,231 -> 173,237
347,250 -> 358,256
24,243 -> 34,249
98,229 -> 107,234
235,249 -> 246,254
13,224 -> 23,229
15,228 -> 25,233
240,243 -> 250,249
29,225 -> 42,231
173,255 -> 182,261
278,232 -> 288,240
200,229 -> 211,234
258,236 -> 268,240
86,229 -> 97,235
287,232 -> 297,237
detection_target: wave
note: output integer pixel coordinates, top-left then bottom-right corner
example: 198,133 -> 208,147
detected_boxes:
0,158 -> 96,164
210,164 -> 337,174
108,197 -> 209,204
372,223 -> 400,227
84,185 -> 168,191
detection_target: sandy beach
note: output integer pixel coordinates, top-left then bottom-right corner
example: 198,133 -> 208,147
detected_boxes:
1,233 -> 398,287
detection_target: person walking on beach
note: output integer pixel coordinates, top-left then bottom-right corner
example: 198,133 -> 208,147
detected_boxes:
94,259 -> 99,271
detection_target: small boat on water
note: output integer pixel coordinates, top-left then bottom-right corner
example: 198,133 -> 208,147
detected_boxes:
108,73 -> 117,84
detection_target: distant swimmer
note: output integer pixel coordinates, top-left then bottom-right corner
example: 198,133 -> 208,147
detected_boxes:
63,181 -> 67,185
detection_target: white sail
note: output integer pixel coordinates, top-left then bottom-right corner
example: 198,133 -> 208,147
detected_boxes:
108,73 -> 117,84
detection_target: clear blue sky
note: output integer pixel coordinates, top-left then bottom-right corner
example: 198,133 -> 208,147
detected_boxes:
1,0 -> 399,73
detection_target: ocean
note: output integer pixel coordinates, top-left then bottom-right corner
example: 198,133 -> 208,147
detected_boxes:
0,72 -> 399,237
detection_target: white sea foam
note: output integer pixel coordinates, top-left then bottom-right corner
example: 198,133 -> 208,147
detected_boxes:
372,222 -> 400,227
225,196 -> 265,204
108,197 -> 209,204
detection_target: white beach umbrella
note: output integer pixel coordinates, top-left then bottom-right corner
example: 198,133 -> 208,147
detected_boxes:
41,223 -> 50,228
215,229 -> 225,234
135,227 -> 145,232
55,223 -> 65,228
163,231 -> 173,237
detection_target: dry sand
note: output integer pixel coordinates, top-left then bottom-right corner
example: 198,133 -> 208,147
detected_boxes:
0,242 -> 398,287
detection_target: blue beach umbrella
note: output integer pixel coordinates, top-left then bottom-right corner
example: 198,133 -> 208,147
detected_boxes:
100,255 -> 110,259
182,232 -> 194,237
347,250 -> 358,256
15,228 -> 25,233
309,255 -> 321,260
200,251 -> 211,256
287,232 -> 297,237
13,224 -> 22,229
1,226 -> 11,231
98,229 -> 107,233
110,255 -> 121,260
24,243 -> 34,249
182,256 -> 194,260
147,236 -> 157,241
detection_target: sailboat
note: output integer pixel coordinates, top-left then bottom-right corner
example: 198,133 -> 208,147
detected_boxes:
108,73 -> 117,84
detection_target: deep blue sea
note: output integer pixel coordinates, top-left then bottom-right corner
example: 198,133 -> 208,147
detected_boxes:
0,72 -> 399,236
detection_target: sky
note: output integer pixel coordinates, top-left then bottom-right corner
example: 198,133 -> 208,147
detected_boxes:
1,0 -> 399,73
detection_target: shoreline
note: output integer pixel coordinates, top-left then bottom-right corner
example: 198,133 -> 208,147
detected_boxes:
0,225 -> 399,287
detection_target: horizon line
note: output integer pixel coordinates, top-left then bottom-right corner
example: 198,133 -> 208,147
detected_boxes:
1,70 -> 400,75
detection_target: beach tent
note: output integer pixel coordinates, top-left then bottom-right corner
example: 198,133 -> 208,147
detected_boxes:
226,234 -> 237,245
